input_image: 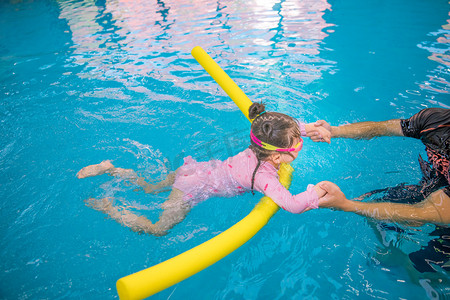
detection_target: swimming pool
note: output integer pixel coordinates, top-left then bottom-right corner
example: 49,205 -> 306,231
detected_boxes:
1,0 -> 449,299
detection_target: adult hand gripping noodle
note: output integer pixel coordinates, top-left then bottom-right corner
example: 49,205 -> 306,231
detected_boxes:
116,46 -> 295,300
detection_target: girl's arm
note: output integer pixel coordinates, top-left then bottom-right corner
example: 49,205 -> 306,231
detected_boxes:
258,175 -> 320,214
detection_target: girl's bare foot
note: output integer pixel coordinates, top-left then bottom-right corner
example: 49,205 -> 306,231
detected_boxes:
77,160 -> 114,179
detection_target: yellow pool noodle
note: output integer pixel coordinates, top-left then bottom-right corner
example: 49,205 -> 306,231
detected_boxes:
191,46 -> 253,121
116,46 -> 294,300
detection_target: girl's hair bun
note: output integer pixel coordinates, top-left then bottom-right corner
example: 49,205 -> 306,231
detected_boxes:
248,102 -> 266,119
262,122 -> 273,137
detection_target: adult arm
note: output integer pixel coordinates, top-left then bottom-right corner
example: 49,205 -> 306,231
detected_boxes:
312,119 -> 404,140
311,107 -> 450,142
318,182 -> 450,226
307,118 -> 404,142
330,119 -> 404,139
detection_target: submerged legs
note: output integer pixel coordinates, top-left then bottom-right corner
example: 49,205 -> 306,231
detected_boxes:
79,161 -> 187,236
77,160 -> 176,194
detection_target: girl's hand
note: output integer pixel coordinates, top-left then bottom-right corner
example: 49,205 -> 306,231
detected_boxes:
305,121 -> 331,143
313,182 -> 328,198
317,181 -> 349,209
314,120 -> 331,132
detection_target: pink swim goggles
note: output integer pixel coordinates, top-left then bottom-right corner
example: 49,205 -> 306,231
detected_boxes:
250,130 -> 303,152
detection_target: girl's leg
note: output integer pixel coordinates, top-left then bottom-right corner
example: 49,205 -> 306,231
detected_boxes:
137,172 -> 176,194
153,188 -> 191,234
77,160 -> 177,194
86,188 -> 190,236
109,168 -> 176,194
77,160 -> 114,178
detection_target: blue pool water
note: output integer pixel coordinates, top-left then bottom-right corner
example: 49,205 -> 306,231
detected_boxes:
1,0 -> 450,299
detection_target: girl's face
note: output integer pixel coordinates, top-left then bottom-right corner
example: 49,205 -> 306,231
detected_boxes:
280,137 -> 302,163
269,137 -> 302,166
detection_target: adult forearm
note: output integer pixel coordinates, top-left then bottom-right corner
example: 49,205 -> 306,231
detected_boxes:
340,200 -> 442,225
341,201 -> 410,221
331,119 -> 403,140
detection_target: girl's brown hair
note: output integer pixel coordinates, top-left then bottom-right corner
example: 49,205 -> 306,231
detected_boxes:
248,102 -> 301,194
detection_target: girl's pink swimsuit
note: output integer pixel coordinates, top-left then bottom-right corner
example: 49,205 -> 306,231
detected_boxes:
173,148 -> 319,214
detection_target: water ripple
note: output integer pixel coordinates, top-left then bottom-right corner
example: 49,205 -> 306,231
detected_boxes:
57,0 -> 335,101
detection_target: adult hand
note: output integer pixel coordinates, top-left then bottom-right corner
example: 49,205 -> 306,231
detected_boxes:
306,120 -> 331,143
314,120 -> 331,132
317,181 -> 348,209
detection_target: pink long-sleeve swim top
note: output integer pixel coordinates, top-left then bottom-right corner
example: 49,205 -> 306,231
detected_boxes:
173,148 -> 319,213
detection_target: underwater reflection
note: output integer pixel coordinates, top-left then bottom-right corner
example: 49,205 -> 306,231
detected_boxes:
58,0 -> 335,89
419,9 -> 450,97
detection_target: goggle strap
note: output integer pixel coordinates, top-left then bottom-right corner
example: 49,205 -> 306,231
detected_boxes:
250,130 -> 302,152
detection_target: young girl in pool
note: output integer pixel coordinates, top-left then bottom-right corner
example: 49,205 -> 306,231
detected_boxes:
78,103 -> 328,236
